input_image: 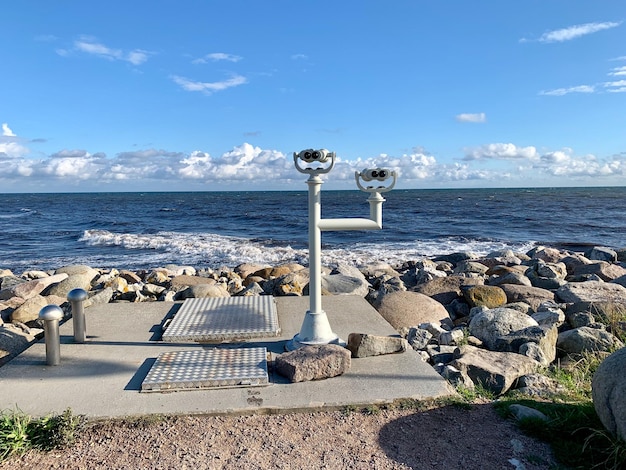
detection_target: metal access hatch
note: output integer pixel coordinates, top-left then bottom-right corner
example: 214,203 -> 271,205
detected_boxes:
162,296 -> 280,343
141,347 -> 269,392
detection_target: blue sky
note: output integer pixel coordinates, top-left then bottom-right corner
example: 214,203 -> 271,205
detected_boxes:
1,1 -> 625,192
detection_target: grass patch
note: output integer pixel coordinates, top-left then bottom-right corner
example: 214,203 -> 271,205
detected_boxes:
0,408 -> 85,461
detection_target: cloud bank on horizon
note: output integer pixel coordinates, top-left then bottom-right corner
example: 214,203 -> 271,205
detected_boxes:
1,2 -> 625,192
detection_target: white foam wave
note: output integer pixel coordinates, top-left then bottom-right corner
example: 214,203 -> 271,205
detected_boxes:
79,229 -> 537,269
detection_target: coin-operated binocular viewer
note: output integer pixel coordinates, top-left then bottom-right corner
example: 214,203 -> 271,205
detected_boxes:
287,148 -> 396,350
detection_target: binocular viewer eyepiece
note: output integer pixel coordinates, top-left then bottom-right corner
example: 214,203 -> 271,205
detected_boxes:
355,167 -> 397,193
296,149 -> 333,163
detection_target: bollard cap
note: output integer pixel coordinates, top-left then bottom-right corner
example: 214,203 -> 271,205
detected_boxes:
67,288 -> 89,302
39,304 -> 64,321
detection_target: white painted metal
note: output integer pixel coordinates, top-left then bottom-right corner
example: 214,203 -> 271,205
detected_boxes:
287,151 -> 395,350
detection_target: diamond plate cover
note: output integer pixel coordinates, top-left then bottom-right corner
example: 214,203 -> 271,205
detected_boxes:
162,296 -> 280,342
141,347 -> 269,392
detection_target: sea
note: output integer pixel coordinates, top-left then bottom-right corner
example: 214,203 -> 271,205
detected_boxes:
0,187 -> 624,273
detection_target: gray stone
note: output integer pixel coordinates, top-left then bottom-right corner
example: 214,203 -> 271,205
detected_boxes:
438,328 -> 465,346
46,272 -> 96,298
376,291 -> 450,331
0,273 -> 69,301
347,333 -> 407,358
451,345 -> 540,395
571,262 -> 626,282
519,342 -> 550,365
426,344 -> 457,364
0,323 -> 44,366
585,246 -> 618,263
487,272 -> 532,288
557,327 -> 624,356
528,246 -> 565,264
531,308 -> 565,328
413,276 -> 483,305
468,307 -> 539,350
320,274 -> 370,297
406,327 -> 432,350
499,284 -> 555,311
175,284 -> 230,299
593,347 -> 626,441
274,345 -> 351,382
556,281 -> 626,304
236,282 -> 265,297
0,275 -> 26,291
495,325 -> 558,365
10,295 -> 50,323
84,287 -> 113,308
440,364 -> 474,389
509,404 -> 549,422
516,373 -> 567,398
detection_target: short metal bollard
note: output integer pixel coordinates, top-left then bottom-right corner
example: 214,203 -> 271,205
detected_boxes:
67,288 -> 88,343
38,304 -> 64,366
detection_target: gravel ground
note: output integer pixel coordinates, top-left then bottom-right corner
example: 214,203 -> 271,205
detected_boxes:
1,402 -> 557,469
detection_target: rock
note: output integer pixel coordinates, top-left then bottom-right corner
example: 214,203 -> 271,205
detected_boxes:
163,264 -> 197,276
500,284 -> 555,311
347,333 -> 407,358
433,252 -> 479,264
268,271 -> 310,296
571,261 -> 626,282
413,276 -> 484,306
494,325 -> 558,365
0,275 -> 26,291
0,273 -> 68,301
531,307 -> 565,328
376,291 -> 450,331
509,404 -> 549,422
440,364 -> 474,389
331,263 -> 367,281
45,272 -> 96,298
528,246 -> 564,264
119,270 -> 143,284
146,270 -> 170,286
237,282 -> 265,296
451,345 -> 541,395
585,246 -> 618,263
234,263 -> 270,280
84,287 -> 113,308
462,285 -> 507,309
320,274 -> 370,297
0,323 -> 43,366
557,327 -> 623,356
515,373 -> 567,398
171,275 -> 217,289
525,261 -> 567,289
55,264 -> 98,279
274,345 -> 351,382
406,327 -> 432,350
453,261 -> 489,276
175,284 -> 230,299
468,307 -> 539,350
556,281 -> 626,303
426,345 -> 457,364
487,272 -> 532,288
438,329 -> 465,346
592,347 -> 626,441
10,295 -> 50,323
360,262 -> 400,278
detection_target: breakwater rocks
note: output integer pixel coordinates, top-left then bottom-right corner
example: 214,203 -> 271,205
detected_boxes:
2,246 -> 626,397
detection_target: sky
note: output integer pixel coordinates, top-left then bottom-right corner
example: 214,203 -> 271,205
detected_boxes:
1,0 -> 625,192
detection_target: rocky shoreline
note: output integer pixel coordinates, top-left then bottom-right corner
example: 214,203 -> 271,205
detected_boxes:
2,245 -> 626,401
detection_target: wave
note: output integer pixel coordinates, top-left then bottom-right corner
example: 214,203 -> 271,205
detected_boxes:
79,229 -> 537,269
0,208 -> 37,219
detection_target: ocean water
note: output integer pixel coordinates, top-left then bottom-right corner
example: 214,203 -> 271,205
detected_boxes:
0,187 -> 624,273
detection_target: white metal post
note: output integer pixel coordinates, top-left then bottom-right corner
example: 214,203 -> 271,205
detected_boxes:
287,150 -> 396,351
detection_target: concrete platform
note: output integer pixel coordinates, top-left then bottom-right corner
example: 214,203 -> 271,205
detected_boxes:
0,296 -> 454,418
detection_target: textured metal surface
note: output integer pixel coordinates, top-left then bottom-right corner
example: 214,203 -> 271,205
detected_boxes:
141,347 -> 269,392
162,296 -> 280,342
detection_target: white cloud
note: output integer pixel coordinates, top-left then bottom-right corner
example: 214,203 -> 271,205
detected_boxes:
455,113 -> 486,123
604,79 -> 626,93
536,21 -> 621,43
463,143 -> 539,161
171,74 -> 247,94
291,54 -> 308,60
192,53 -> 242,64
539,85 -> 595,96
609,65 -> 626,76
72,37 -> 150,65
2,123 -> 16,137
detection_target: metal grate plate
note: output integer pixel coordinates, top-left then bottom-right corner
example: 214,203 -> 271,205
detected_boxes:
141,347 -> 269,392
162,296 -> 280,342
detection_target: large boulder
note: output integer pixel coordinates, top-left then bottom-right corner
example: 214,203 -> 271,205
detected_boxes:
462,285 -> 507,309
451,345 -> 541,395
494,325 -> 558,365
319,274 -> 370,297
557,327 -> 623,356
347,333 -> 407,358
468,307 -> 539,350
376,291 -> 450,331
412,276 -> 483,305
570,261 -> 626,282
500,284 -> 556,311
593,347 -> 626,441
0,323 -> 44,366
556,281 -> 626,304
10,295 -> 50,323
